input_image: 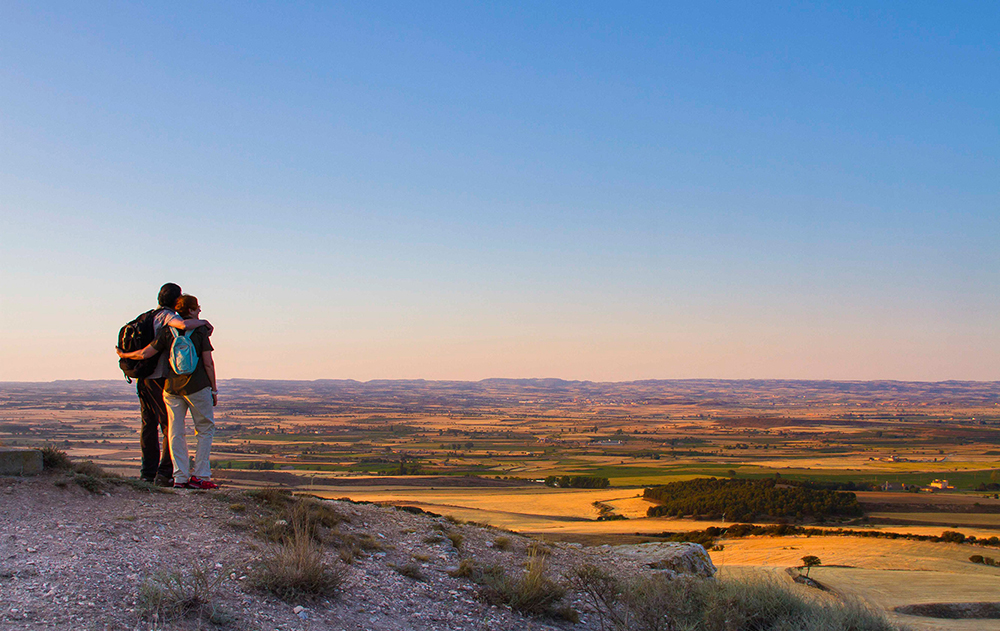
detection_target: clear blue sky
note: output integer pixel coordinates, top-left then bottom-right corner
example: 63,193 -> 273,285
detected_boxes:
2,1 -> 998,381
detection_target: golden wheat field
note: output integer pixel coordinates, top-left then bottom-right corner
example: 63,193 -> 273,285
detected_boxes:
715,536 -> 1000,631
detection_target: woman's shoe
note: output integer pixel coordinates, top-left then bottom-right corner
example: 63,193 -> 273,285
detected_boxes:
187,476 -> 219,490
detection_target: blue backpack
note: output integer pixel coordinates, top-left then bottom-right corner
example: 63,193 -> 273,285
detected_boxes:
169,329 -> 199,375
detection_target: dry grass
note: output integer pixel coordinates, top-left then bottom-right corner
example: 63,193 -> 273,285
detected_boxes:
493,536 -> 512,551
40,444 -> 72,470
568,566 -> 902,631
250,504 -> 349,601
476,551 -> 568,618
390,561 -> 426,581
245,486 -> 293,509
137,563 -> 233,625
447,558 -> 478,578
525,541 -> 551,557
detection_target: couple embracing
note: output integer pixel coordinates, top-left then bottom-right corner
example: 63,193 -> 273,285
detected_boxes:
117,283 -> 219,490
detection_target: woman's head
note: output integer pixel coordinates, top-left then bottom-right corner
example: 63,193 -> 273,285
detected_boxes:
174,294 -> 200,319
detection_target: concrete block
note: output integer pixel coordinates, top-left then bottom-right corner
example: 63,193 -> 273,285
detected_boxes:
0,448 -> 44,476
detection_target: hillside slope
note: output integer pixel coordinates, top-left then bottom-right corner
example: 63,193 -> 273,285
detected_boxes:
0,472 -> 714,631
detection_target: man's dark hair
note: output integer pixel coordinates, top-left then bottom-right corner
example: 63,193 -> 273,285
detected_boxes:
158,283 -> 182,308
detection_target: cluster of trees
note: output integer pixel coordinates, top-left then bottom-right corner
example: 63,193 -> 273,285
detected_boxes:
592,500 -> 628,521
970,554 -> 999,566
644,477 -> 863,522
544,475 -> 610,488
440,442 -> 475,450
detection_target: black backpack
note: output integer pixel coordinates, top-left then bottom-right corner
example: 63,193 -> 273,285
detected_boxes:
118,309 -> 162,382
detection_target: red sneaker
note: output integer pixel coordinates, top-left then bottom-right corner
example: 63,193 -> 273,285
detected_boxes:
188,476 -> 219,490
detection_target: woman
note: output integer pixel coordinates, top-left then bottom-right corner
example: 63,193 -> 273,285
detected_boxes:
117,294 -> 218,489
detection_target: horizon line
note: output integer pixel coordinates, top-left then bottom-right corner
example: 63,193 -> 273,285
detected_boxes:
3,377 -> 999,386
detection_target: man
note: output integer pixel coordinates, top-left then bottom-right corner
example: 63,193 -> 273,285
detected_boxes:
137,283 -> 211,485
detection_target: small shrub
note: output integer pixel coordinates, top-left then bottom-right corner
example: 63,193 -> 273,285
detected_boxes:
352,532 -> 384,551
73,460 -> 109,478
121,478 -> 162,493
40,445 -> 72,471
328,529 -> 383,556
74,474 -> 104,494
253,516 -> 293,543
445,515 -> 464,525
137,563 -> 229,623
250,507 -> 348,601
229,503 -> 246,513
299,497 -> 348,528
525,541 -> 551,557
423,534 -> 446,544
339,546 -> 357,564
567,563 -> 625,629
446,531 -> 464,550
554,603 -> 580,623
493,536 -> 512,551
245,487 -> 293,509
411,552 -> 431,562
391,561 -> 426,581
448,558 -> 478,578
477,552 -> 566,617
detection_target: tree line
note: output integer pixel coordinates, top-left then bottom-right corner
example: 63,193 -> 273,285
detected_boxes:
644,477 -> 863,522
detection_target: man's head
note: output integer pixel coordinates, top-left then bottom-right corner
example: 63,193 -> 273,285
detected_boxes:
158,283 -> 182,309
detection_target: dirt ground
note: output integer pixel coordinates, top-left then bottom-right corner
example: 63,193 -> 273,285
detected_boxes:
0,472 -> 710,631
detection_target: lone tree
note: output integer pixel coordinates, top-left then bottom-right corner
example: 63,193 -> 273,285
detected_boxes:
801,555 -> 821,577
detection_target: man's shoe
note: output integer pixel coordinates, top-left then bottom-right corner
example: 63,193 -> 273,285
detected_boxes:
174,480 -> 193,489
187,476 -> 219,490
153,475 -> 174,487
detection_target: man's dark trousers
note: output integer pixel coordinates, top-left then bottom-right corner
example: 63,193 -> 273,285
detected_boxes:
137,378 -> 172,481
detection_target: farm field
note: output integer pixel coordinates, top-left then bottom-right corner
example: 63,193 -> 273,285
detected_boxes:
868,512 -> 1000,529
3,378 -> 1000,626
716,536 -> 1000,630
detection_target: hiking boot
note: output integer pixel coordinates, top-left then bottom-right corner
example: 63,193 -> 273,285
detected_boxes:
187,476 -> 219,490
153,475 -> 174,487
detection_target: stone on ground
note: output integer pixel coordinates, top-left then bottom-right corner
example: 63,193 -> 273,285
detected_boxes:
0,448 -> 43,476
